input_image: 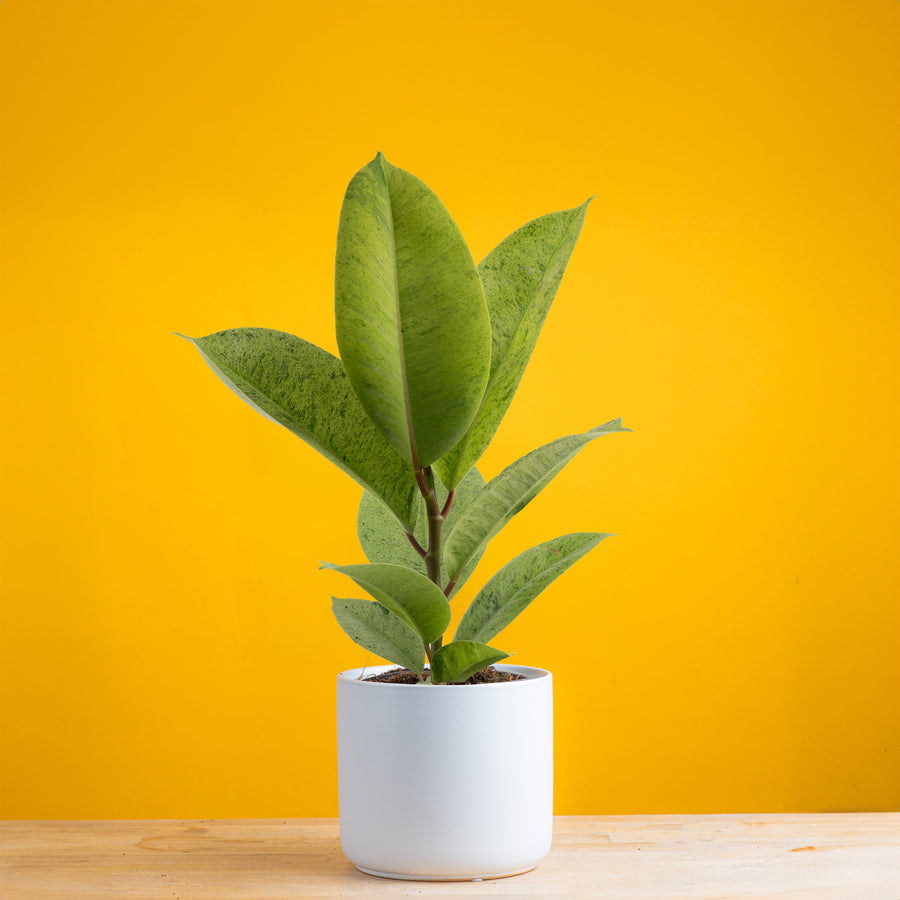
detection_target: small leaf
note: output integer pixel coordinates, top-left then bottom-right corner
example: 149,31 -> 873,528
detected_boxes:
357,467 -> 487,598
335,153 -> 492,467
321,563 -> 450,644
455,533 -> 611,644
181,328 -> 419,531
430,640 -> 509,685
444,418 -> 630,579
332,597 -> 426,675
435,201 -> 591,487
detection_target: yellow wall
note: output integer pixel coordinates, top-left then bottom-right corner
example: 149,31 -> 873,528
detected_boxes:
1,0 -> 897,818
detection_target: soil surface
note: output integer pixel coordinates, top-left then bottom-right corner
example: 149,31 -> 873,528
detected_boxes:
364,666 -> 525,685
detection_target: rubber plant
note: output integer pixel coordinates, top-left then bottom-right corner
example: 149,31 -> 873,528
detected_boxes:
181,153 -> 629,684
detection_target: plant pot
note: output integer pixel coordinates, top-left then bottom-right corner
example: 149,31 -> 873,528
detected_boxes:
336,663 -> 553,881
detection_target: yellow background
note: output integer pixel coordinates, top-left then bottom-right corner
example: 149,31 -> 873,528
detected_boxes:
1,0 -> 897,818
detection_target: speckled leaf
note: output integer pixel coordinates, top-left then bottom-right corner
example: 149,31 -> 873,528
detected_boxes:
455,532 -> 611,644
435,201 -> 590,488
430,640 -> 509,685
331,597 -> 426,675
357,467 -> 487,598
321,563 -> 450,644
182,328 -> 419,531
444,418 -> 630,579
335,153 -> 491,467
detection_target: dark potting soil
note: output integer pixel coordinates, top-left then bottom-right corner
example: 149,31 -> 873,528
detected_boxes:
363,666 -> 525,685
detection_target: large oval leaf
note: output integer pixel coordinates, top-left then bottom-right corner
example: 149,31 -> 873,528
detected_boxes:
321,563 -> 450,644
455,532 -> 611,644
335,153 -> 491,467
182,328 -> 419,531
435,201 -> 591,488
430,640 -> 509,685
444,418 -> 630,579
357,467 -> 487,598
332,597 -> 426,675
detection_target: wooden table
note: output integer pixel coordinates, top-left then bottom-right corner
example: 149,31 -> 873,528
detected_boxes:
1,815 -> 898,898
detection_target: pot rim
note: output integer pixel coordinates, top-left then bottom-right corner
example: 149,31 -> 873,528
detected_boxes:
337,662 -> 550,688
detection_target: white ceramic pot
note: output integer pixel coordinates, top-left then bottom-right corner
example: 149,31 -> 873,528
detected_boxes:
336,663 -> 553,881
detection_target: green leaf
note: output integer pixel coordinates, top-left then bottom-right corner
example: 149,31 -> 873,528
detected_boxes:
357,467 -> 487,598
331,597 -> 426,675
181,328 -> 419,531
430,640 -> 510,685
321,563 -> 450,644
444,418 -> 630,579
435,201 -> 591,488
455,532 -> 611,644
335,153 -> 492,467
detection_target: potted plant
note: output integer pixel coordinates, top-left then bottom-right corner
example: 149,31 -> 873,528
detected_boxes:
181,153 -> 629,881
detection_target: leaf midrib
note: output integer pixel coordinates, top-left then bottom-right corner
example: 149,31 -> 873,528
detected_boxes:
202,352 -> 310,437
470,562 -> 568,641
341,599 -> 422,670
443,206 -> 587,487
492,204 -> 586,378
447,449 -> 574,579
382,158 -> 419,470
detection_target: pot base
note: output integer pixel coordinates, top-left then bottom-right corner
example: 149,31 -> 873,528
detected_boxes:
356,863 -> 538,882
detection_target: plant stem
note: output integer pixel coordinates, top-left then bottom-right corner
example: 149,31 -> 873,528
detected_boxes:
406,532 -> 426,558
414,464 -> 447,666
421,469 -> 443,588
440,488 -> 456,518
411,467 -> 461,665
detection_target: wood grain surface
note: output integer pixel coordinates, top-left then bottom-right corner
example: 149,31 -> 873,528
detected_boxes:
1,814 -> 897,898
